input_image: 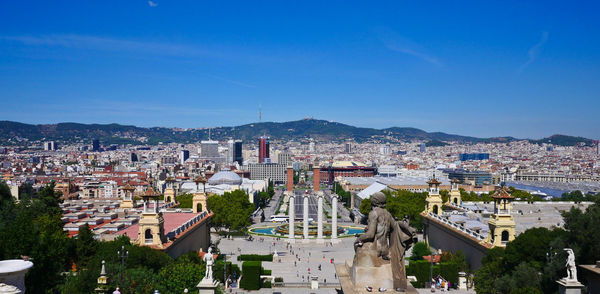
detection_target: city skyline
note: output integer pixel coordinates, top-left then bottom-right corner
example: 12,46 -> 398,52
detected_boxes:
1,117 -> 599,141
1,1 -> 599,139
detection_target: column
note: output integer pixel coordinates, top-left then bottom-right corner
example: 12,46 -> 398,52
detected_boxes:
317,193 -> 323,243
331,195 -> 338,243
303,194 -> 309,242
288,193 -> 295,243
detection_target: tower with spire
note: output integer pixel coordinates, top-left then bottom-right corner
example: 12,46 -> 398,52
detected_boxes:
120,183 -> 136,210
136,187 -> 166,248
164,176 -> 177,203
486,187 -> 516,247
425,175 -> 444,215
449,178 -> 462,206
193,175 -> 208,213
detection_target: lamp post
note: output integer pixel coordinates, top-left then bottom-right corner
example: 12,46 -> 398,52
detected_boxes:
430,251 -> 435,292
117,245 -> 129,286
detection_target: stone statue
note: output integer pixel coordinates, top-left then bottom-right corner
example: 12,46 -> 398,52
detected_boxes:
203,247 -> 215,281
354,192 -> 417,291
564,248 -> 577,282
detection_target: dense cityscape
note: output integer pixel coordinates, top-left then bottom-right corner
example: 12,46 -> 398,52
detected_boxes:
1,1 -> 600,294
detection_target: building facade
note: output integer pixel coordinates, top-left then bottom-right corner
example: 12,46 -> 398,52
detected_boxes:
258,136 -> 270,163
248,163 -> 286,184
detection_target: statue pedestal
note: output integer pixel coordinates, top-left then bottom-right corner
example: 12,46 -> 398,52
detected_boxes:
196,278 -> 218,294
557,279 -> 584,294
335,260 -> 417,294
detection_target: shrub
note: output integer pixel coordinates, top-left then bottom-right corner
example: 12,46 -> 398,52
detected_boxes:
263,269 -> 272,275
410,242 -> 431,261
240,261 -> 261,290
407,260 -> 440,288
237,254 -> 273,261
263,280 -> 272,288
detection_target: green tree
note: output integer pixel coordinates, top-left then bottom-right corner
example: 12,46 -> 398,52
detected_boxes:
177,193 -> 194,209
474,259 -> 505,294
208,190 -> 254,232
562,198 -> 600,265
122,267 -> 159,294
75,223 -> 99,268
410,242 -> 431,261
494,262 -> 541,294
155,262 -> 204,293
256,191 -> 270,208
440,190 -> 449,203
503,227 -> 566,270
0,181 -> 12,205
0,182 -> 70,293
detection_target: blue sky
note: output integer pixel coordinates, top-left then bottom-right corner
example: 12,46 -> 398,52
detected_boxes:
1,1 -> 599,139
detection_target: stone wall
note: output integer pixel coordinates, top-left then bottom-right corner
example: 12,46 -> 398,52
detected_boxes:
423,215 -> 490,271
164,218 -> 211,259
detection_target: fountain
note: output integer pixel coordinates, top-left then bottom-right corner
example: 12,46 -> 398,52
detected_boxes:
249,222 -> 365,238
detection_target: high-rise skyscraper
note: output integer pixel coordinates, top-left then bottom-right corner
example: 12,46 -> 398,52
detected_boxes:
92,139 -> 100,151
420,143 -> 426,153
200,140 -> 219,158
234,140 -> 243,164
345,142 -> 352,153
180,150 -> 190,164
43,141 -> 57,151
227,140 -> 243,165
258,136 -> 270,163
227,140 -> 234,164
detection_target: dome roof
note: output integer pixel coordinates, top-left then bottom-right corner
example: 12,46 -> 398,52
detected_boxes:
208,169 -> 243,186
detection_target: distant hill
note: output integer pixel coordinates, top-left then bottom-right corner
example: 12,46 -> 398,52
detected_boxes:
529,134 -> 595,147
0,119 -> 594,146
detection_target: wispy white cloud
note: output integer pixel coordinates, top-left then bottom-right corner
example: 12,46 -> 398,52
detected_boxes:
148,1 -> 158,7
375,27 -> 441,66
0,34 -> 207,57
517,31 -> 549,74
0,34 -> 303,65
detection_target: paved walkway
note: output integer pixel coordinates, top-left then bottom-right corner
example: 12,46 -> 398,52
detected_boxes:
263,190 -> 284,219
218,232 -> 430,294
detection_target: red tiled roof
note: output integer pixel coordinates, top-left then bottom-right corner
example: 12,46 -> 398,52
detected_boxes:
116,212 -> 212,244
423,254 -> 441,263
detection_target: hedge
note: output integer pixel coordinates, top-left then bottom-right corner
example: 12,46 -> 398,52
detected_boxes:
237,254 -> 273,262
406,260 -> 458,288
240,261 -> 262,290
440,262 -> 458,287
263,269 -> 272,275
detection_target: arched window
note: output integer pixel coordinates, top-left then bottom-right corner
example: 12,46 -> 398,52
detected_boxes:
501,230 -> 510,243
166,197 -> 171,202
196,203 -> 202,212
145,229 -> 153,244
433,205 -> 439,214
453,197 -> 458,204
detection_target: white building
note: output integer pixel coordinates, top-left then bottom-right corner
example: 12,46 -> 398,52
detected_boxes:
248,163 -> 287,184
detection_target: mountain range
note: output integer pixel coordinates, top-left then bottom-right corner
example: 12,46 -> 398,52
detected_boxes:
0,119 -> 595,146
